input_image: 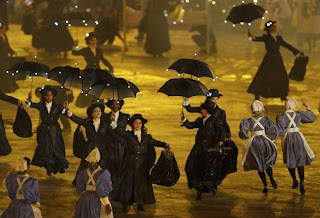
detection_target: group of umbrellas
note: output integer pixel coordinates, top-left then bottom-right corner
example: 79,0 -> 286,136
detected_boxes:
7,61 -> 140,104
158,56 -> 216,109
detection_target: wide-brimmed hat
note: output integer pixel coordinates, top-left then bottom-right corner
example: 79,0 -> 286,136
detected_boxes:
40,85 -> 57,97
200,100 -> 216,114
264,20 -> 277,30
87,103 -> 105,118
106,99 -> 124,109
206,89 -> 222,99
85,32 -> 96,44
128,114 -> 148,126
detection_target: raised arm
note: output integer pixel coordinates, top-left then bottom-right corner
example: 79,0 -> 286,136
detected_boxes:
298,99 -> 316,123
182,117 -> 202,129
183,98 -> 201,113
72,46 -> 85,56
67,112 -> 87,126
248,33 -> 266,42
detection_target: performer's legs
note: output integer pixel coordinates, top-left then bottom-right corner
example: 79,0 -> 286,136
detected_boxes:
288,168 -> 298,189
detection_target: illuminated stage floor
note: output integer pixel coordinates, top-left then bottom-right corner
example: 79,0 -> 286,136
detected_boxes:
0,24 -> 319,217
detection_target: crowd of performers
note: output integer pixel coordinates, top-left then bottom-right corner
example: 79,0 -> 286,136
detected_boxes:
0,84 -> 318,217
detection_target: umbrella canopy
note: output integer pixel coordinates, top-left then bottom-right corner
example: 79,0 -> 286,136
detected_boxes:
47,66 -> 95,91
158,78 -> 208,98
83,68 -> 114,82
9,61 -> 50,78
168,59 -> 216,79
226,3 -> 265,24
61,10 -> 97,26
88,78 -> 140,100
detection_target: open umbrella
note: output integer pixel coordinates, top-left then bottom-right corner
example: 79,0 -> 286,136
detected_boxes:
158,78 -> 208,98
61,10 -> 98,40
88,78 -> 140,100
47,66 -> 97,91
83,68 -> 114,81
225,3 -> 265,32
168,58 -> 216,79
8,61 -> 50,92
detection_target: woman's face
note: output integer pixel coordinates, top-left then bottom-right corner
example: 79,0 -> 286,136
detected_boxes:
270,24 -> 277,33
43,91 -> 53,103
89,37 -> 97,47
210,96 -> 219,104
91,107 -> 102,119
133,119 -> 142,131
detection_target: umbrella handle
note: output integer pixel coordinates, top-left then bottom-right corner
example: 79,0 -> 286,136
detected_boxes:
30,76 -> 33,94
247,25 -> 251,34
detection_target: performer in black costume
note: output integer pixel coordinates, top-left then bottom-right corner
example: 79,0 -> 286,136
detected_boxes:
26,85 -> 69,176
248,20 -> 304,101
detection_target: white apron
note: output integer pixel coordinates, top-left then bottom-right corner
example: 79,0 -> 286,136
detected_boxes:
86,167 -> 114,218
16,175 -> 42,218
281,112 -> 315,159
242,117 -> 277,165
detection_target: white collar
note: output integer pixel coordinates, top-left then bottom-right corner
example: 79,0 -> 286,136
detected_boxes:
134,130 -> 141,135
114,111 -> 120,116
92,119 -> 101,123
45,101 -> 52,106
204,114 -> 211,119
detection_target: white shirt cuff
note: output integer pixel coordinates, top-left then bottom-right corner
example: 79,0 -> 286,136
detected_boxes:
67,112 -> 73,118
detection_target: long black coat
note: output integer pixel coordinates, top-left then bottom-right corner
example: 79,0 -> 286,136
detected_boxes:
144,0 -> 170,55
112,131 -> 166,205
0,90 -> 18,155
72,46 -> 113,70
29,101 -> 69,175
104,111 -> 130,183
69,113 -> 124,182
248,34 -> 299,98
184,104 -> 230,134
183,115 -> 226,192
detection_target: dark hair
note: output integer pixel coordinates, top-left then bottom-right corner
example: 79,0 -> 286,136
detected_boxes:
41,90 -> 55,102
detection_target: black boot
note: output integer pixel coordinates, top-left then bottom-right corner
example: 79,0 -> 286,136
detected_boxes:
195,190 -> 202,200
292,180 -> 299,189
300,182 -> 306,194
137,204 -> 145,211
270,178 -> 278,189
263,186 -> 269,194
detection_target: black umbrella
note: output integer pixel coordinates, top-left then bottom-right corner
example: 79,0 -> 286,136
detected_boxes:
226,3 -> 265,32
88,78 -> 140,100
8,61 -> 50,91
158,78 -> 208,98
83,68 -> 114,82
61,10 -> 97,40
47,66 -> 96,94
168,59 -> 216,79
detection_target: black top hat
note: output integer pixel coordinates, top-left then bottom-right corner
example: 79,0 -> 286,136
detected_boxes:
85,32 -> 96,44
200,100 -> 216,114
206,89 -> 222,99
106,99 -> 124,109
87,103 -> 105,118
40,85 -> 57,97
264,20 -> 277,30
128,114 -> 148,126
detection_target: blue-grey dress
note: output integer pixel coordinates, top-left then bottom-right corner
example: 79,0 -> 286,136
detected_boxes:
74,167 -> 113,218
276,110 -> 316,169
1,174 -> 41,218
239,116 -> 279,172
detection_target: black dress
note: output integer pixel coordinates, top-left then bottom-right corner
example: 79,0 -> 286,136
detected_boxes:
0,34 -> 18,93
184,104 -> 231,135
144,0 -> 171,55
29,101 -> 69,175
0,90 -> 18,156
72,46 -> 113,70
248,34 -> 299,99
183,116 -> 227,192
112,131 -> 166,205
31,0 -> 74,53
69,113 -> 124,185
